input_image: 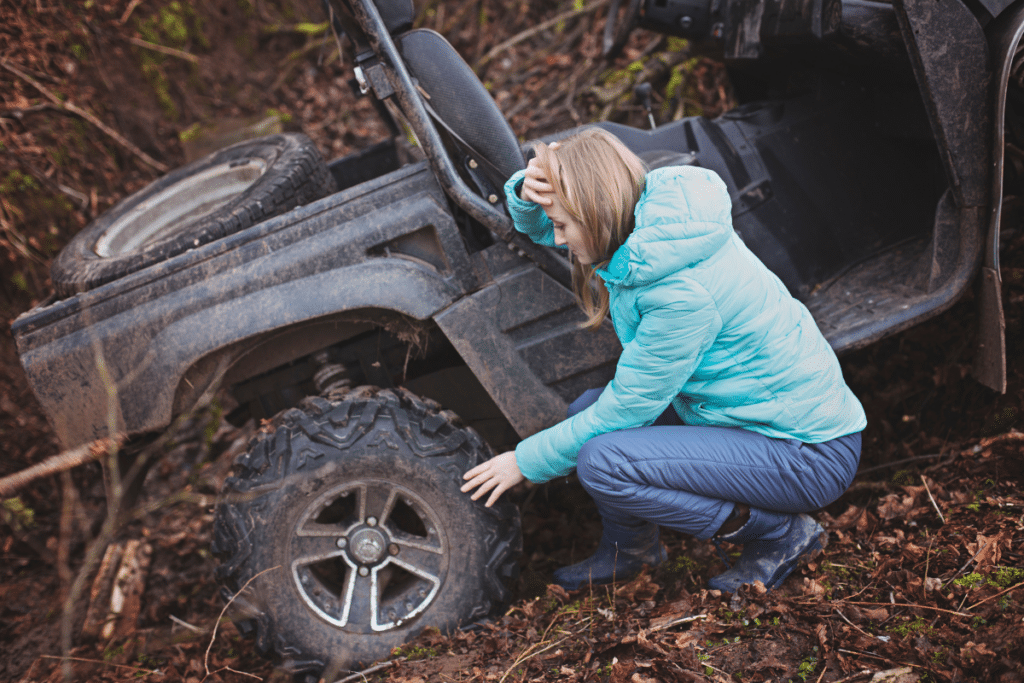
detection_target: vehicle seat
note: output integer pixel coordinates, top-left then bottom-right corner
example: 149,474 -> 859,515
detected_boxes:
396,29 -> 526,191
372,0 -> 415,34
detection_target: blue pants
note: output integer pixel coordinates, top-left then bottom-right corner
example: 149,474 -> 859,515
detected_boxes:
568,388 -> 862,539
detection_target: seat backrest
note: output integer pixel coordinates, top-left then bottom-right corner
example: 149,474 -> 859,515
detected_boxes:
396,29 -> 526,189
375,0 -> 414,34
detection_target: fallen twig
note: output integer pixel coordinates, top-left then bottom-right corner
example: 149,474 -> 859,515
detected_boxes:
839,600 -> 969,618
967,580 -> 1024,611
334,658 -> 403,683
837,649 -> 923,669
170,614 -> 205,633
648,612 -> 708,632
834,610 -> 884,641
203,565 -> 281,681
1,59 -> 169,173
40,654 -> 159,677
500,635 -> 572,683
0,437 -> 121,498
972,429 -> 1024,450
127,35 -> 200,64
920,475 -> 945,524
476,0 -> 610,69
119,0 -> 145,25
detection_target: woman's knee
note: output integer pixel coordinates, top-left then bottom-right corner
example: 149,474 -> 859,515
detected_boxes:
576,434 -> 625,492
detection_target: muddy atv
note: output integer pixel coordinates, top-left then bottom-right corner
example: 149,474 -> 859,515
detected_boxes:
10,0 -> 1021,675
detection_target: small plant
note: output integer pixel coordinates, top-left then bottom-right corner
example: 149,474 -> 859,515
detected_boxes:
1,497 -> 35,531
667,555 -> 701,574
796,654 -> 818,682
954,572 -> 985,589
988,566 -> 1024,589
389,644 -> 438,660
888,617 -> 933,638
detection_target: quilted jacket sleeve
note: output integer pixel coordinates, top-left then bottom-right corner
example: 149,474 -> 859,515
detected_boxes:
503,170 -> 559,247
514,276 -> 724,483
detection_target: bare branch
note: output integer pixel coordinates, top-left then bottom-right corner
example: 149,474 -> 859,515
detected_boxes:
476,0 -> 610,70
204,565 -> 281,680
0,438 -> 121,498
0,58 -> 169,173
127,36 -> 200,64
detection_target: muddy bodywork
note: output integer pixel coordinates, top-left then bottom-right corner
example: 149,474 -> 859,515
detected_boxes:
11,0 -> 1023,452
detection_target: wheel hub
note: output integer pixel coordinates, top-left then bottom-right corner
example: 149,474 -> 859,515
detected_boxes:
350,528 -> 387,564
290,479 -> 448,634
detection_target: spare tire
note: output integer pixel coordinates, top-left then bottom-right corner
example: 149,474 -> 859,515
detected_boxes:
50,133 -> 335,295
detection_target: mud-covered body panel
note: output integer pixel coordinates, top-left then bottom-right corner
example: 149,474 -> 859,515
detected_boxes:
13,163 -> 472,447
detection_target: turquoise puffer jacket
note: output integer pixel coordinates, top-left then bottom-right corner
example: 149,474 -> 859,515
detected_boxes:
504,164 -> 867,484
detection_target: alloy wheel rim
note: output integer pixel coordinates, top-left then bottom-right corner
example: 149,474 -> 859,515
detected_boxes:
289,479 -> 448,634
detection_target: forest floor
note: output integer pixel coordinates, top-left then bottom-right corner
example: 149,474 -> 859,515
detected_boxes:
1,1 -> 1023,683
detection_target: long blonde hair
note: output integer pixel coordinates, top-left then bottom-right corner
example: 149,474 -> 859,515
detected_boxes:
530,128 -> 648,329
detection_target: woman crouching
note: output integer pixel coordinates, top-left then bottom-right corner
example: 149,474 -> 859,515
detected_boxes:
461,127 -> 865,593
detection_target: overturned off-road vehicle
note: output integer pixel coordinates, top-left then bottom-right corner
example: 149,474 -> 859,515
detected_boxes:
11,0 -> 1022,675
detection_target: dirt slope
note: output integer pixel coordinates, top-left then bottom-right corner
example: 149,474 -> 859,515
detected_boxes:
1,2 -> 1022,682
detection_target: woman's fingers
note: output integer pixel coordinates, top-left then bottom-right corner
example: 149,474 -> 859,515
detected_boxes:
485,481 -> 510,508
462,461 -> 489,481
462,451 -> 523,507
523,185 -> 554,206
521,158 -> 555,205
461,463 -> 498,498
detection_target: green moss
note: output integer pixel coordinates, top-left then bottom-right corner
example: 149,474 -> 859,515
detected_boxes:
666,555 -> 701,574
954,572 -> 984,589
2,497 -> 36,531
265,107 -> 292,124
0,170 -> 40,194
390,644 -> 439,661
293,21 -> 328,35
665,64 -> 685,100
137,1 -> 207,50
887,616 -> 933,639
797,654 -> 819,682
667,36 -> 689,52
141,58 -> 179,120
988,566 -> 1024,589
178,122 -> 202,142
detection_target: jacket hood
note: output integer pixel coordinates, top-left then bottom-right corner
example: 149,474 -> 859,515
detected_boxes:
598,166 -> 733,286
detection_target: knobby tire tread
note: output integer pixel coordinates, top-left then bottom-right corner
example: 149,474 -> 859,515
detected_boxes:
211,387 -> 521,673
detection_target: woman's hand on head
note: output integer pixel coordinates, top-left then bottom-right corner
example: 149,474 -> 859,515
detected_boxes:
461,450 -> 524,507
520,142 -> 561,206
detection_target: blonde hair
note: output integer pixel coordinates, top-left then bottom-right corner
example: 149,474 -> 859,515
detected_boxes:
530,128 -> 648,329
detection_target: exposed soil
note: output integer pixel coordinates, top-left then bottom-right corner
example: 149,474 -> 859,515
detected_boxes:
2,2 -> 1023,683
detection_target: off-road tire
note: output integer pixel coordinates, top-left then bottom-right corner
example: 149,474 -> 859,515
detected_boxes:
211,387 -> 522,676
50,133 -> 335,295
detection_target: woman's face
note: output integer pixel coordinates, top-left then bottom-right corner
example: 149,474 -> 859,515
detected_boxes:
544,194 -> 593,264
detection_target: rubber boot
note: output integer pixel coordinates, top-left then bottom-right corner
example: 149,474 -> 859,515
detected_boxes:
707,511 -> 826,593
553,521 -> 666,591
